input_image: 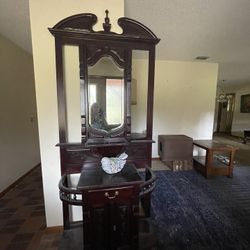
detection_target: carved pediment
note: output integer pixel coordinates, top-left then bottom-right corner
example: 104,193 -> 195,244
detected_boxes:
49,10 -> 160,44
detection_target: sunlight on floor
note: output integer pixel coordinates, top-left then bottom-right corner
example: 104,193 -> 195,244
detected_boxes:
152,159 -> 170,171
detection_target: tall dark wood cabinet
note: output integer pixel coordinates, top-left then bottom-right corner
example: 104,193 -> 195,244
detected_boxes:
49,10 -> 159,246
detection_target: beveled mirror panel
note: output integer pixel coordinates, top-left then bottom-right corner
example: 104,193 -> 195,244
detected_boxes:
87,57 -> 124,133
62,45 -> 82,142
131,50 -> 149,138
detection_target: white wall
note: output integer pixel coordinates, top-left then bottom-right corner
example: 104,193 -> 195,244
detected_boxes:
29,0 -> 124,227
0,34 -> 40,192
132,59 -> 218,157
153,61 -> 218,156
218,83 -> 250,137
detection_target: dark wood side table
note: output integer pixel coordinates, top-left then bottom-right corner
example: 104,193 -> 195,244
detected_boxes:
193,140 -> 238,178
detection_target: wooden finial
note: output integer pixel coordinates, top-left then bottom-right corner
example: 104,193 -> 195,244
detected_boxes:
103,9 -> 111,32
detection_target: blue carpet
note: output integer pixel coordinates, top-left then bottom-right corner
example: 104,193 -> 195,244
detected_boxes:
151,168 -> 250,250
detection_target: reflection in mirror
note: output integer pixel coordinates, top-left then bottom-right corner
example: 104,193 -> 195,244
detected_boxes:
131,50 -> 149,138
87,57 -> 124,133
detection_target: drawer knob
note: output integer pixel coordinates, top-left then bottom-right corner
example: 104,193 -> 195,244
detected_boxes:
104,191 -> 119,199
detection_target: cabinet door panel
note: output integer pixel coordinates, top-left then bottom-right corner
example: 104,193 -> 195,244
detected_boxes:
84,185 -> 139,249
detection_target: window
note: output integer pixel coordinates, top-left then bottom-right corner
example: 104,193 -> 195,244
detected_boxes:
106,78 -> 124,124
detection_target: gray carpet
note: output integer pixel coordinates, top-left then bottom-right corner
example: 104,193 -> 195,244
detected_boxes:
152,167 -> 250,250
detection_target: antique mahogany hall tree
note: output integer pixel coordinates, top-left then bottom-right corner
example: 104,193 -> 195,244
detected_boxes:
49,10 -> 160,249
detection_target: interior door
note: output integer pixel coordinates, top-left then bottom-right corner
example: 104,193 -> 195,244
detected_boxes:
217,93 -> 235,134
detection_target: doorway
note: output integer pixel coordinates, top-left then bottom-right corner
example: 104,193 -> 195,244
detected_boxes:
216,93 -> 235,134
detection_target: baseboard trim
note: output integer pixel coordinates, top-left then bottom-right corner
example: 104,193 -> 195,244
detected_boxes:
152,157 -> 160,160
0,163 -> 41,198
45,226 -> 63,234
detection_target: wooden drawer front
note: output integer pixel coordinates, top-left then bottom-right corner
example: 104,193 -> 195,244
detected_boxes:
85,186 -> 138,207
126,158 -> 149,168
63,148 -> 101,164
125,144 -> 150,160
61,162 -> 101,174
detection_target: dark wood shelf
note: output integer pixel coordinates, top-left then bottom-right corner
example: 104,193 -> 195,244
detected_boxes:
85,137 -> 129,147
193,156 -> 229,168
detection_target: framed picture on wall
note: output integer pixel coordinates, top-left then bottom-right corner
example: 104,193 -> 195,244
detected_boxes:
240,94 -> 250,113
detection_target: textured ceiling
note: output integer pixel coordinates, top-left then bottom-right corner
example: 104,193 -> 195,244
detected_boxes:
0,0 -> 31,53
125,0 -> 250,87
1,0 -> 250,86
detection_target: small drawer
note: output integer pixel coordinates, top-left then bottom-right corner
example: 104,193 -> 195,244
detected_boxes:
85,186 -> 138,206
